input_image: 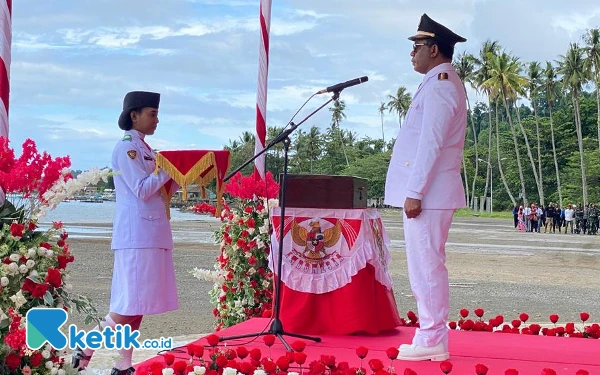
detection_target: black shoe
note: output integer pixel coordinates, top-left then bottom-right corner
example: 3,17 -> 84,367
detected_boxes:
111,367 -> 135,375
71,348 -> 92,370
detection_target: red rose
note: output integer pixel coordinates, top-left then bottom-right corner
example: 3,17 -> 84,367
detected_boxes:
262,359 -> 277,373
580,312 -> 590,322
5,353 -> 22,370
246,218 -> 256,228
459,308 -> 469,318
215,355 -> 228,368
57,239 -> 65,247
173,360 -> 187,373
293,352 -> 307,365
291,340 -> 306,352
511,320 -> 521,328
549,314 -> 559,324
576,370 -> 590,375
10,223 -> 25,238
57,254 -> 74,269
448,321 -> 457,330
541,369 -> 557,375
276,356 -> 290,371
368,359 -> 384,372
321,354 -> 336,368
30,352 -> 43,367
505,370 -> 518,375
53,221 -> 63,229
236,346 -> 248,359
206,334 -> 220,347
519,313 -> 529,322
244,206 -> 254,214
440,360 -> 453,374
475,363 -> 488,375
309,360 -> 326,374
385,347 -> 399,360
28,222 -> 37,231
406,310 -> 418,323
163,353 -> 174,365
474,308 -> 485,318
263,334 -> 276,347
262,309 -> 272,318
45,268 -> 63,288
461,319 -> 474,331
403,369 -> 417,375
61,231 -> 69,240
566,322 -> 576,334
355,346 -> 368,359
249,348 -> 262,361
39,242 -> 51,250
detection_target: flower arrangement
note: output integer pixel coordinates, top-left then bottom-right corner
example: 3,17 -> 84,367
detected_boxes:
135,329 -> 594,375
1,138 -> 106,374
192,171 -> 279,330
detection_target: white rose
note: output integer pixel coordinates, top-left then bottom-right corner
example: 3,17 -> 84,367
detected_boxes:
38,247 -> 47,256
1,276 -> 9,286
26,259 -> 35,269
194,366 -> 206,375
57,369 -> 66,375
10,291 -> 27,308
163,369 -> 175,375
247,228 -> 255,235
259,225 -> 269,234
30,270 -> 39,278
45,361 -> 54,369
262,280 -> 270,288
27,248 -> 37,258
247,267 -> 256,275
289,372 -> 300,375
9,253 -> 20,262
42,349 -> 51,359
7,262 -> 18,274
254,370 -> 267,375
46,250 -> 54,257
19,264 -> 29,274
51,368 -> 58,375
223,368 -> 237,375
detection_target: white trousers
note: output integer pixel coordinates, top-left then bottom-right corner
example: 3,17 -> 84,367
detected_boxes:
403,209 -> 454,348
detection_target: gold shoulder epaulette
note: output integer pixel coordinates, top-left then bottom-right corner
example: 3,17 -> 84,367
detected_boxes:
438,72 -> 449,80
122,134 -> 132,141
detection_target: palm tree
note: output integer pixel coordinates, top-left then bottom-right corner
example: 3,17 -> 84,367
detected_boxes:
329,99 -> 349,167
544,61 -> 563,206
526,61 -> 545,205
494,98 -> 517,206
378,102 -> 386,149
473,40 -> 501,210
559,43 -> 590,207
583,28 -> 600,160
454,51 -> 479,209
386,86 -> 412,127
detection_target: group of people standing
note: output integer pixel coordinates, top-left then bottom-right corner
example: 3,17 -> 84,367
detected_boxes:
513,203 -> 599,235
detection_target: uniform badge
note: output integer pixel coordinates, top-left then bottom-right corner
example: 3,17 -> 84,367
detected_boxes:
127,150 -> 137,159
438,72 -> 448,80
122,135 -> 132,141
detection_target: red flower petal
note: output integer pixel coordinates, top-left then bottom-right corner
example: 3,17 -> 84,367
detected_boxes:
580,312 -> 590,322
549,314 -> 559,324
505,369 -> 519,375
206,334 -> 220,347
519,313 -> 529,322
291,340 -> 307,352
474,308 -> 485,318
263,334 -> 276,347
385,347 -> 399,360
439,360 -> 453,374
459,308 -> 469,318
355,346 -> 369,359
475,363 -> 489,375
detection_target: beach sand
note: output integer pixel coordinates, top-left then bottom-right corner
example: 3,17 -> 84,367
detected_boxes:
64,210 -> 600,372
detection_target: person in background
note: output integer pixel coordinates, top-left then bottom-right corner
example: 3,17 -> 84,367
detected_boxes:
512,205 -> 519,228
71,91 -> 179,375
517,206 -> 526,231
384,13 -> 467,361
564,204 -> 574,234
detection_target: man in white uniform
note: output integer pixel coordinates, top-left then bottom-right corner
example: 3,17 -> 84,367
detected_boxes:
72,91 -> 178,375
384,14 -> 467,361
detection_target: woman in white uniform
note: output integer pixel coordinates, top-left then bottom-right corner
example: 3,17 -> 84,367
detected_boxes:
72,91 -> 178,375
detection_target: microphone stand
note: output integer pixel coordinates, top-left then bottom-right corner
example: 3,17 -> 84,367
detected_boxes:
219,91 -> 341,351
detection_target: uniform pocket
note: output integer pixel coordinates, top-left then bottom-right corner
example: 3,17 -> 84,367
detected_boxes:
139,209 -> 162,221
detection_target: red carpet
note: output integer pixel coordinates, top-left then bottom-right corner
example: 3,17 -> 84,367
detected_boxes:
135,318 -> 600,374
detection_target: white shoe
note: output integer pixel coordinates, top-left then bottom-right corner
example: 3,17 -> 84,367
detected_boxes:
397,342 -> 449,361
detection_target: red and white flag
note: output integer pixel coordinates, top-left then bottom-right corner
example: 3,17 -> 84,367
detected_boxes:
0,0 -> 11,141
253,0 -> 271,179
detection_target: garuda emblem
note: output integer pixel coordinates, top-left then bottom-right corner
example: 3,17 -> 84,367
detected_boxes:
291,220 -> 341,262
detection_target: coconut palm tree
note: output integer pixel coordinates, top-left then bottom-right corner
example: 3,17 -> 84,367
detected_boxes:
526,61 -> 544,205
484,51 -> 529,205
378,102 -> 386,149
386,86 -> 412,127
544,61 -> 563,206
329,99 -> 349,167
473,40 -> 501,209
583,28 -> 600,159
558,43 -> 590,207
454,51 -> 479,209
306,126 -> 323,173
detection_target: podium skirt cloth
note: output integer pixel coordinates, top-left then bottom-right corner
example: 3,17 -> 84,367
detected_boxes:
110,248 -> 179,315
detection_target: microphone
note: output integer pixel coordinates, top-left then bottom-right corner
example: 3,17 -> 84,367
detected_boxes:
317,76 -> 369,94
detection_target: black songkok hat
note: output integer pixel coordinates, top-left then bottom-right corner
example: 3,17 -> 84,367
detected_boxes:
118,91 -> 160,130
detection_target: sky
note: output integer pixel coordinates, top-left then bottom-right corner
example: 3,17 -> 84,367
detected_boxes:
6,0 -> 600,170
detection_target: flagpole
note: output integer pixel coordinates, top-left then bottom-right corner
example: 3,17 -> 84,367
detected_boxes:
253,0 -> 271,179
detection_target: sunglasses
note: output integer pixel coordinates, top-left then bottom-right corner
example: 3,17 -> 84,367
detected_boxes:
412,42 -> 431,53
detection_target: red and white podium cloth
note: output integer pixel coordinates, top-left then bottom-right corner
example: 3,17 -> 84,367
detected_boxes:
269,207 -> 401,335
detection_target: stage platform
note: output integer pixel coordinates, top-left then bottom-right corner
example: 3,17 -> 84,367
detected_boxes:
135,318 -> 600,374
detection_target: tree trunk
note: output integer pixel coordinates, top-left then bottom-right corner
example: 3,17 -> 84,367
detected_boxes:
380,113 -> 386,150
514,102 -> 542,204
573,94 -> 588,207
495,100 -> 516,206
462,156 -> 470,207
481,97 -> 494,212
532,101 -> 544,205
595,67 -> 600,167
501,89 -> 527,205
464,83 -> 479,210
548,103 -> 563,206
